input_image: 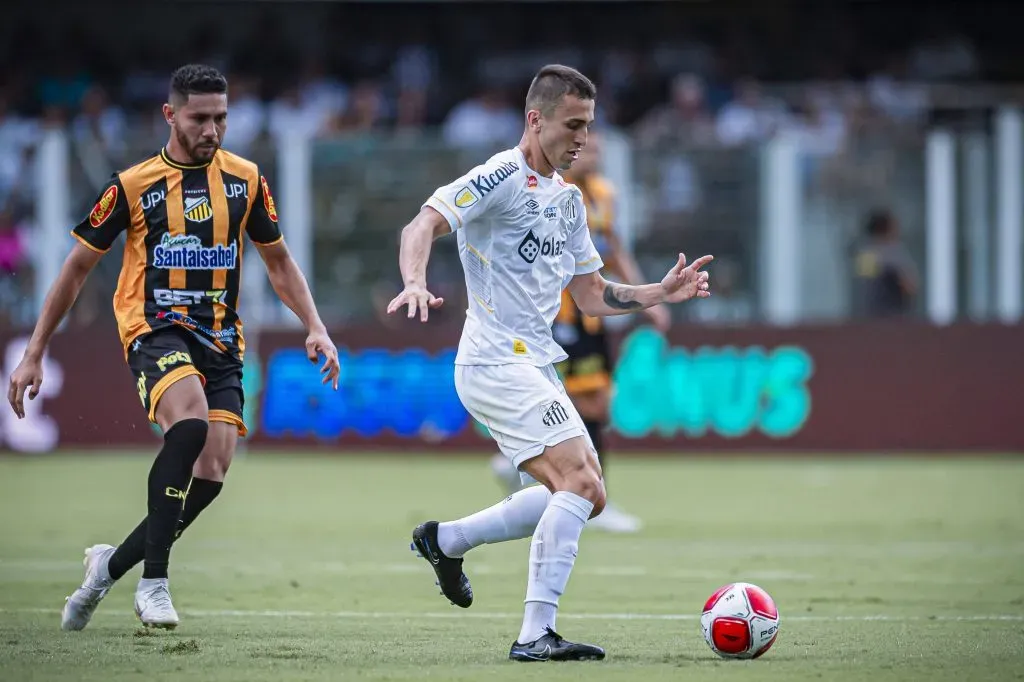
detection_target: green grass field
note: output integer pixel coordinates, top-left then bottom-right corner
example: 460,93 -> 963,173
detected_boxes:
0,453 -> 1022,681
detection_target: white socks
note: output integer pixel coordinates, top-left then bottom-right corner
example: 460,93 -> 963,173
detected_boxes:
437,485 -> 552,558
432,486 -> 595,644
518,491 -> 593,644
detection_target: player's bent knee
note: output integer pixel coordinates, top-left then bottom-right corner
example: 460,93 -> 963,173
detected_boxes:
563,468 -> 606,517
193,449 -> 230,480
193,422 -> 238,481
523,435 -> 605,509
585,476 -> 607,518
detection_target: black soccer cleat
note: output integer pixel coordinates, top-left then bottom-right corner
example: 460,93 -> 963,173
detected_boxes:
508,627 -> 606,662
410,521 -> 473,608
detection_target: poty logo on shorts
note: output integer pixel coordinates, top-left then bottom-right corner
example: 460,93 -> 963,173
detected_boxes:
153,233 -> 237,270
156,350 -> 192,373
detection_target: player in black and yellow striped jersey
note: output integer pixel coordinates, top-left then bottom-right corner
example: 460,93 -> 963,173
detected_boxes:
7,64 -> 341,631
490,132 -> 670,533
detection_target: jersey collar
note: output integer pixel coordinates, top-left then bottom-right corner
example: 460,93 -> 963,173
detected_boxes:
160,147 -> 214,170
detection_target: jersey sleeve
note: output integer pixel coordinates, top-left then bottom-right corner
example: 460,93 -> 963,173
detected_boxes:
71,176 -> 130,253
567,192 -> 604,275
423,158 -> 517,232
246,172 -> 284,245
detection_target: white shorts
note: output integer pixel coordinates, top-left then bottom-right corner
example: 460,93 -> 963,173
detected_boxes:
455,363 -> 594,479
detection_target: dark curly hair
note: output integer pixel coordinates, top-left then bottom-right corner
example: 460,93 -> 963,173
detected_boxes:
169,64 -> 228,104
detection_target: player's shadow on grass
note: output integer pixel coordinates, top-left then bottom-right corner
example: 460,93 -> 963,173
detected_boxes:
616,652 -> 795,666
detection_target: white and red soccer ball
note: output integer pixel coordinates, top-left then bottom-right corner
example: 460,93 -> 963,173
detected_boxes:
700,582 -> 780,659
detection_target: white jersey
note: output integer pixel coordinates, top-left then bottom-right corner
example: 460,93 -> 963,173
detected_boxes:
425,146 -> 604,367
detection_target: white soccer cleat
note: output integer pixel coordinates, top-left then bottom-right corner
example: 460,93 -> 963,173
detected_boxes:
61,543 -> 116,631
134,578 -> 180,629
588,502 -> 643,534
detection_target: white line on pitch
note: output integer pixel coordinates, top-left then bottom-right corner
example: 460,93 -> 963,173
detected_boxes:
4,560 -> 1014,585
2,608 -> 1022,622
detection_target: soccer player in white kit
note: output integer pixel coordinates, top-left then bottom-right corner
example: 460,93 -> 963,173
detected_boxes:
387,64 -> 712,662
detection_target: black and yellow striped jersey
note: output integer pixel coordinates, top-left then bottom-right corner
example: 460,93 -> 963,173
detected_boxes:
71,148 -> 282,361
557,173 -> 616,331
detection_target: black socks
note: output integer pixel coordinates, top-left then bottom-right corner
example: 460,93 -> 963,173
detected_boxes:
141,419 -> 208,579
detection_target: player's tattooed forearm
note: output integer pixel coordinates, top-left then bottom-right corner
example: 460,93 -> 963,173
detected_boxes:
603,283 -> 644,310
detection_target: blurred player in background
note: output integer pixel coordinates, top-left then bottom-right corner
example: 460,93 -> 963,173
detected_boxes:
7,64 -> 340,631
853,207 -> 919,318
388,64 -> 711,661
489,131 -> 670,533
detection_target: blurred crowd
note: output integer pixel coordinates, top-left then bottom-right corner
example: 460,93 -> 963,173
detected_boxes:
0,1 -> 1012,326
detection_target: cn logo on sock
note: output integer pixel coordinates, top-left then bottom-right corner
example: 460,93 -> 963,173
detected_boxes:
164,487 -> 187,501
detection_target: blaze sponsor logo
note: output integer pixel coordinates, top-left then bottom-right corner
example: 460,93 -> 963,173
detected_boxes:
518,230 -> 541,263
89,186 -> 118,227
153,234 -> 237,270
518,230 -> 565,263
540,237 -> 566,257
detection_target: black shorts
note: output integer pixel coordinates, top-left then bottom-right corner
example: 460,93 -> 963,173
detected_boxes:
553,317 -> 612,394
127,327 -> 247,435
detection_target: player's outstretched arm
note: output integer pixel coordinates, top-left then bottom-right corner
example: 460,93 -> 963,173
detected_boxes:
386,206 -> 449,323
602,229 -> 670,331
7,243 -> 103,418
567,252 -> 712,318
255,239 -> 340,389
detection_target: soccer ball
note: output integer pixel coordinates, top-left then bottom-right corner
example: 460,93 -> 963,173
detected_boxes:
700,582 -> 780,659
